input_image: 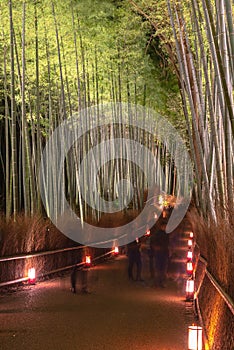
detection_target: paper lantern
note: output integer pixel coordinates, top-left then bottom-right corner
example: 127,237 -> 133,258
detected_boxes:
187,261 -> 193,274
186,279 -> 195,300
187,251 -> 193,260
28,267 -> 36,284
114,246 -> 119,254
188,239 -> 193,247
189,232 -> 194,238
188,325 -> 203,350
85,255 -> 91,267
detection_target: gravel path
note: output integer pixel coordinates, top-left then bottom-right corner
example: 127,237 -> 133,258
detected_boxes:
0,252 -> 194,350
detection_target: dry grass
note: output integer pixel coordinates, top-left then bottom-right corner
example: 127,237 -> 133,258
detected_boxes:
0,213 -> 75,257
0,213 -> 80,285
186,206 -> 234,297
186,207 -> 234,349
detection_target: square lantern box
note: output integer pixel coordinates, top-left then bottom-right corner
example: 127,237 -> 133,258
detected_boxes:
187,261 -> 193,275
28,267 -> 36,284
186,279 -> 195,300
188,325 -> 203,350
188,239 -> 193,247
187,250 -> 193,260
85,255 -> 91,267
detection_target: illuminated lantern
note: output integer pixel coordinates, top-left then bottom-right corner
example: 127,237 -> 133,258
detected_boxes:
145,229 -> 150,236
189,232 -> 194,238
114,246 -> 119,254
28,267 -> 36,284
186,279 -> 195,300
187,251 -> 193,260
187,261 -> 193,274
188,239 -> 193,247
188,325 -> 203,350
85,255 -> 91,267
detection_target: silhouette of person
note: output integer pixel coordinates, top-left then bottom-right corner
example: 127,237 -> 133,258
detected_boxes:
127,239 -> 143,281
150,221 -> 169,287
70,252 -> 89,294
71,266 -> 77,293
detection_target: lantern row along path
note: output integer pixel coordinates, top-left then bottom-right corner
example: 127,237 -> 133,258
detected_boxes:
0,222 -> 197,350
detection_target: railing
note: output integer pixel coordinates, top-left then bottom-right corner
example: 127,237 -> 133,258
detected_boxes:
204,268 -> 234,315
0,246 -> 83,262
193,254 -> 234,350
0,246 -> 114,288
196,255 -> 234,316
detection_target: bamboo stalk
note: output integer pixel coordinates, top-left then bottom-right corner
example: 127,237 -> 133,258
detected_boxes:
9,0 -> 18,219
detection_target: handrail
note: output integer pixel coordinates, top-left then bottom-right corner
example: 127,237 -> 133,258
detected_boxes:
0,247 -> 115,288
0,245 -> 83,262
194,294 -> 210,349
198,256 -> 234,316
205,268 -> 234,315
0,277 -> 29,287
194,255 -> 207,296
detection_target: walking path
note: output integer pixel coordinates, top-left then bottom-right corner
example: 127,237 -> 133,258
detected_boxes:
0,234 -> 196,350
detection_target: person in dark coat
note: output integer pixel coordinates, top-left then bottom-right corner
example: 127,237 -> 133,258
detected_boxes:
71,266 -> 88,294
127,239 -> 143,281
71,266 -> 77,293
70,251 -> 89,294
150,221 -> 169,287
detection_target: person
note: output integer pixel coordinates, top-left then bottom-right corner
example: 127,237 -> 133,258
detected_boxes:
70,250 -> 89,294
70,266 -> 77,293
70,266 -> 88,294
150,221 -> 169,288
144,231 -> 155,279
80,268 -> 88,293
127,238 -> 143,281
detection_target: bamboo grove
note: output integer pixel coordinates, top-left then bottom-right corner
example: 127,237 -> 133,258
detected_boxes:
0,0 -> 182,222
169,0 -> 234,223
131,0 -> 234,223
0,0 -> 233,228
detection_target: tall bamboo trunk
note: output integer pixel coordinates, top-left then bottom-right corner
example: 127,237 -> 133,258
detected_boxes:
9,0 -> 18,219
3,40 -> 11,219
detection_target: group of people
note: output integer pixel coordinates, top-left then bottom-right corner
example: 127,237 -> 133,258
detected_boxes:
127,219 -> 170,288
70,208 -> 174,292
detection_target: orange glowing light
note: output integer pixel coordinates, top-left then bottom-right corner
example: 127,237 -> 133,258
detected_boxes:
188,325 -> 203,350
85,255 -> 91,266
114,246 -> 119,254
189,232 -> 194,238
145,230 -> 150,236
